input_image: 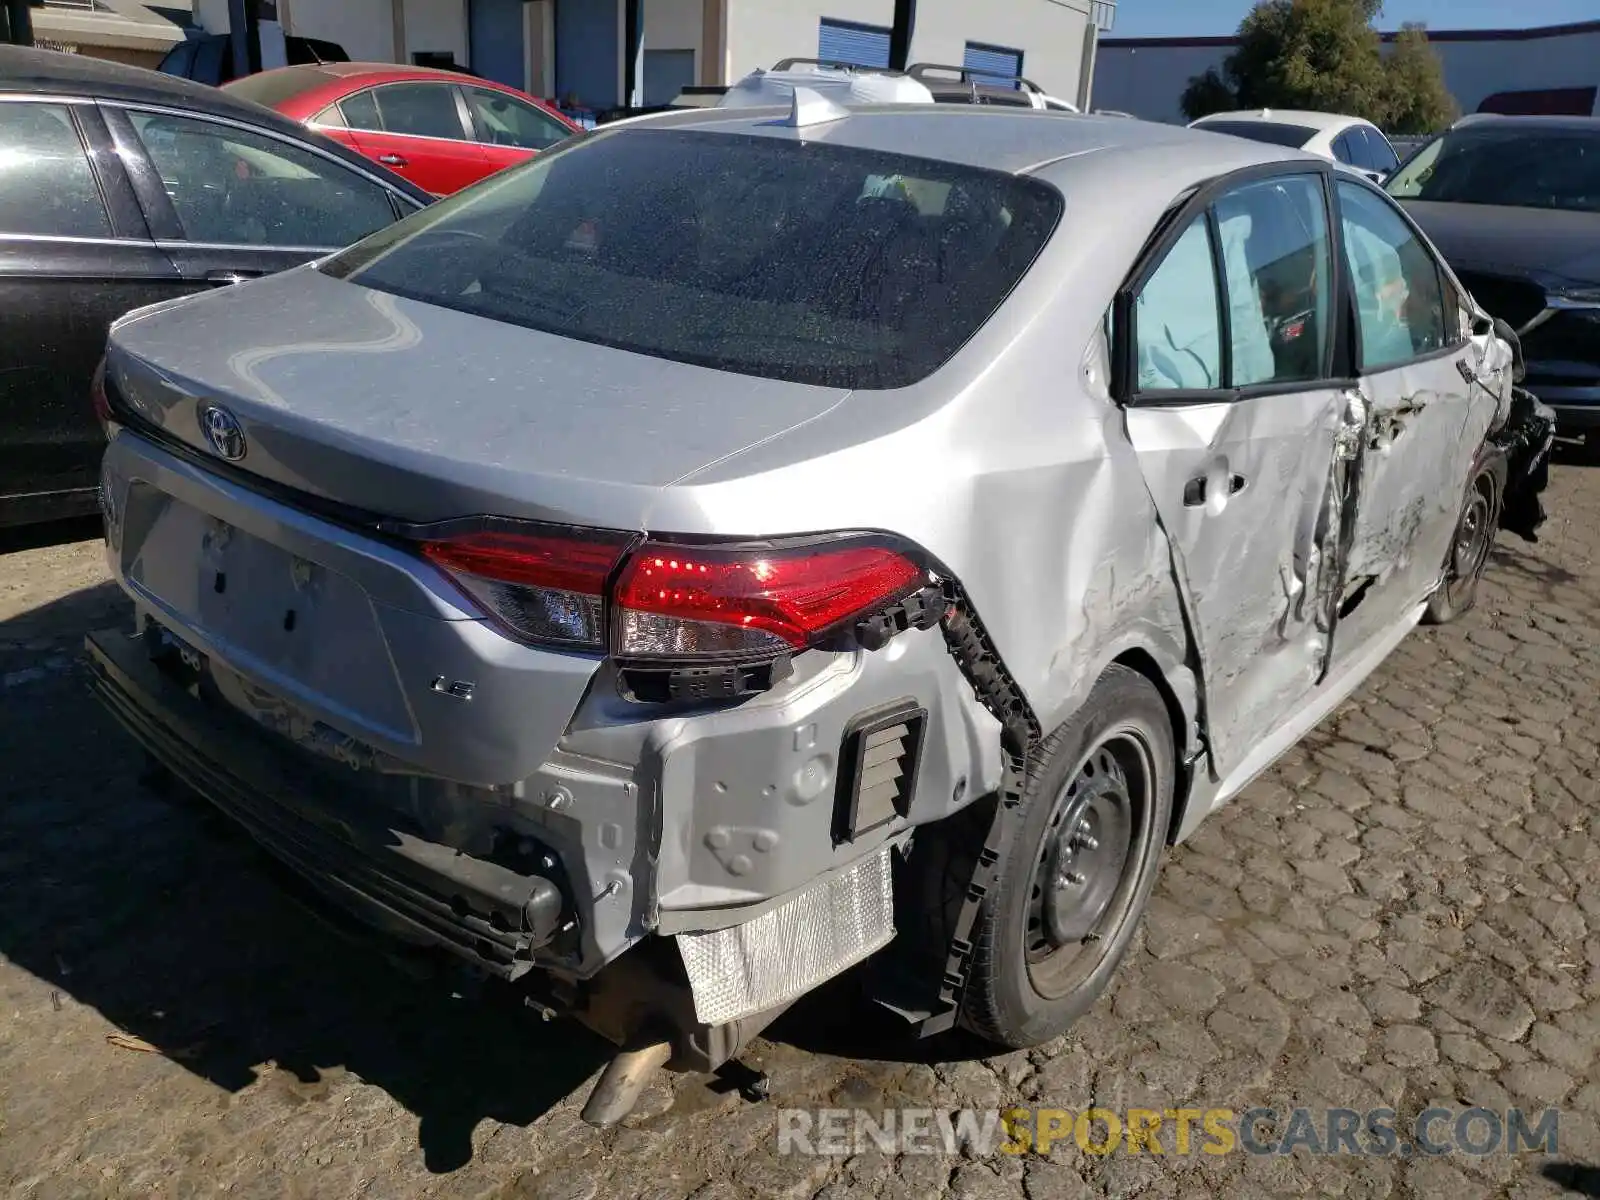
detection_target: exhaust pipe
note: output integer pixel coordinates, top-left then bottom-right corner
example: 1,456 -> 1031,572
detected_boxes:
579,1037 -> 674,1127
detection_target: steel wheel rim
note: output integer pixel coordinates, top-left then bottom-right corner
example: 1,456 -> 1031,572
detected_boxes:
1448,480 -> 1494,603
1023,729 -> 1156,999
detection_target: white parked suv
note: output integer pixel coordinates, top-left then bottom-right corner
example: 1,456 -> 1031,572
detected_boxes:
1190,109 -> 1401,183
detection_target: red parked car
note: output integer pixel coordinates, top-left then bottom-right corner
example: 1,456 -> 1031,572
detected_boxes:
224,63 -> 581,196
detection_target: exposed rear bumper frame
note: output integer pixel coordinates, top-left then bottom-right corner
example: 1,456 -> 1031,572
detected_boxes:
86,628 -> 569,981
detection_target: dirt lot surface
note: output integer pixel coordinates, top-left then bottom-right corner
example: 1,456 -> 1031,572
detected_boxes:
2,462 -> 1599,1200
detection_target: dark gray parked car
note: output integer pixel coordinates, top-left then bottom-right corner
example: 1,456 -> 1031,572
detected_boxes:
1388,115 -> 1600,456
0,46 -> 428,528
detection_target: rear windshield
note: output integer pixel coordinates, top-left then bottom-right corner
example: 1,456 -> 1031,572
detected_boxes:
1197,120 -> 1317,149
1386,125 -> 1600,213
318,128 -> 1062,388
224,66 -> 327,110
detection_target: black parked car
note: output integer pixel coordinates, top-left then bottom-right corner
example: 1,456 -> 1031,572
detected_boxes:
0,46 -> 430,528
157,32 -> 351,88
1387,115 -> 1600,457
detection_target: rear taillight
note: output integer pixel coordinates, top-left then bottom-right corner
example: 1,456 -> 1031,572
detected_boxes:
420,527 -> 634,650
419,526 -> 930,666
613,541 -> 924,660
91,360 -> 111,429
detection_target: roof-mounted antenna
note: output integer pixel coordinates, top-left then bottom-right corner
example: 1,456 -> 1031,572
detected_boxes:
784,85 -> 851,130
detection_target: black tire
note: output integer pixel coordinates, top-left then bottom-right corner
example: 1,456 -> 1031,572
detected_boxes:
1422,460 -> 1502,626
959,665 -> 1175,1049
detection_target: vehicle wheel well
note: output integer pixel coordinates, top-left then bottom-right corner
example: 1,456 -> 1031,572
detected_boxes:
1110,647 -> 1192,845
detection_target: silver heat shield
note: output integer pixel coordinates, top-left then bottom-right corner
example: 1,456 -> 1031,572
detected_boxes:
675,847 -> 896,1026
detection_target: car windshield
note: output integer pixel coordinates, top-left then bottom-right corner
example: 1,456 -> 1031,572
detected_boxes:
318,128 -> 1061,388
1386,125 -> 1600,213
1196,120 -> 1317,149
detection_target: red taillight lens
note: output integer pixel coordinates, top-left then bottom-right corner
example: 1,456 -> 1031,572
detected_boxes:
91,360 -> 112,428
613,541 -> 925,659
420,528 -> 632,650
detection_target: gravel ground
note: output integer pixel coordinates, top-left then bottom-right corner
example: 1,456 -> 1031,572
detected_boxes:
1,460 -> 1598,1200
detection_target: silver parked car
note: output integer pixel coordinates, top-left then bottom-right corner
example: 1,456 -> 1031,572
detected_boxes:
88,93 -> 1553,1122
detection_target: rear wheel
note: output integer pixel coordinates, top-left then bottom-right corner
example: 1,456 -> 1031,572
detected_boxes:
1422,465 -> 1500,625
959,666 -> 1175,1049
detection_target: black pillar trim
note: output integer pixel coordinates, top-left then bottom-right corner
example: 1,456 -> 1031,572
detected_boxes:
888,0 -> 915,71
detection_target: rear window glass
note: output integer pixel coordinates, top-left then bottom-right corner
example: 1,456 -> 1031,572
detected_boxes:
319,128 -> 1061,388
1197,120 -> 1318,149
224,66 -> 329,110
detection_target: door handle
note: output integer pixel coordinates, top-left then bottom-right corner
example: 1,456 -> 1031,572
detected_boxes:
205,270 -> 259,287
378,153 -> 409,167
1183,474 -> 1247,507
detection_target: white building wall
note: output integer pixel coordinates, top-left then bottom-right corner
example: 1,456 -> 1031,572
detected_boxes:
1093,43 -> 1226,123
1097,23 -> 1600,126
912,0 -> 1092,104
724,0 -> 894,81
722,0 -> 1090,103
402,0 -> 469,66
202,0 -> 399,60
288,0 -> 398,60
644,0 -> 702,53
1429,28 -> 1600,114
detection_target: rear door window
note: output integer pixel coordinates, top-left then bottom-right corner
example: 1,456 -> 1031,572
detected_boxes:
1213,174 -> 1333,386
321,129 -> 1062,388
0,103 -> 111,237
371,83 -> 467,140
1134,217 -> 1222,390
126,110 -> 397,248
1337,181 -> 1448,369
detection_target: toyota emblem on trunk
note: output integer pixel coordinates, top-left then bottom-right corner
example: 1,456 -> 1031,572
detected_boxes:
199,404 -> 246,461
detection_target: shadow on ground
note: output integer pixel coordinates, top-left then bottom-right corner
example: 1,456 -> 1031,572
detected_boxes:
0,514 -> 102,556
1542,1161 -> 1600,1197
0,582 -> 610,1175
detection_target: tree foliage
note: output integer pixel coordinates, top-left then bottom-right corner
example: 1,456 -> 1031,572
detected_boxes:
1179,0 -> 1457,134
1382,23 -> 1458,134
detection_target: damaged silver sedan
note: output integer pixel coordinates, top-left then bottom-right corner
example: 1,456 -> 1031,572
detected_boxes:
86,93 -> 1553,1122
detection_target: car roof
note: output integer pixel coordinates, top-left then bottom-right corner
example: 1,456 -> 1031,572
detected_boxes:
0,45 -> 433,202
1194,109 -> 1368,131
239,61 -> 499,91
607,102 -> 1307,179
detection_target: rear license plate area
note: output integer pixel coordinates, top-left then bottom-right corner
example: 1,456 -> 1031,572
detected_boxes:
121,483 -> 412,739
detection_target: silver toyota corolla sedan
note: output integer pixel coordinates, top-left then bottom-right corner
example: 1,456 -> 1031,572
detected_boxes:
87,90 -> 1554,1122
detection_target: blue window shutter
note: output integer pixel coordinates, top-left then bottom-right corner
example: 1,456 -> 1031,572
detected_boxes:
819,19 -> 892,69
962,42 -> 1023,89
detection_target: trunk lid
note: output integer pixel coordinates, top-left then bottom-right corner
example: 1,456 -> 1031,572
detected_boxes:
106,266 -> 852,531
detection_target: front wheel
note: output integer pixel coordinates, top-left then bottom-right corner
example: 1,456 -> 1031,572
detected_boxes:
1422,463 -> 1501,625
960,665 -> 1175,1049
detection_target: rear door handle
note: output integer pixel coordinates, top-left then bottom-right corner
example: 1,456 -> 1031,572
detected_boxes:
378,153 -> 408,167
205,270 -> 260,287
1183,474 -> 1247,506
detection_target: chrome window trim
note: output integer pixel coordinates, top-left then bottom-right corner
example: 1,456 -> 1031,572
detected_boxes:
151,238 -> 341,254
0,231 -> 150,247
